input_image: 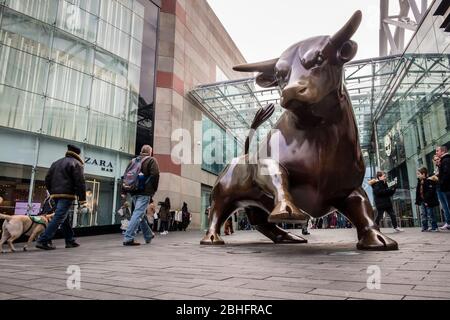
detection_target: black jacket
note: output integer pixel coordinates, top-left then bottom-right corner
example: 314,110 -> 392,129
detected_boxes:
129,156 -> 160,196
45,151 -> 86,203
371,180 -> 396,210
415,178 -> 439,208
439,154 -> 450,192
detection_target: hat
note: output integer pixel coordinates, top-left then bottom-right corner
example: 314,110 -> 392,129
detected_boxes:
67,144 -> 81,155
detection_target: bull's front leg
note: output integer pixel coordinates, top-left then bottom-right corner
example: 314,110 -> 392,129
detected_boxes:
337,187 -> 398,251
255,159 -> 308,223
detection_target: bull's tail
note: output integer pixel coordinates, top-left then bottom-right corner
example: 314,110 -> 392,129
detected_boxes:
0,214 -> 13,221
244,103 -> 275,154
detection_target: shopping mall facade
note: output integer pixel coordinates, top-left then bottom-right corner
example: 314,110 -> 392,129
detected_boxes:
0,0 -> 448,232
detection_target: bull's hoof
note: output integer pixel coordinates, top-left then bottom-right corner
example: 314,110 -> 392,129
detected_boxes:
200,232 -> 225,245
268,200 -> 308,223
273,232 -> 308,244
357,228 -> 398,251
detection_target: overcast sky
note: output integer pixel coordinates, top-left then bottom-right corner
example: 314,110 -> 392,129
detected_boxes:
206,0 -> 391,63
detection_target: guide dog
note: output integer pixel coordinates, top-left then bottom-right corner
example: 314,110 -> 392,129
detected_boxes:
0,213 -> 54,253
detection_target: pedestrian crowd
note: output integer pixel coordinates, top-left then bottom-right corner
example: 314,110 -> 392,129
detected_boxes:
1,144 -> 449,252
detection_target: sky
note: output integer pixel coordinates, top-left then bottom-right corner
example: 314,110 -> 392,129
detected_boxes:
206,0 -> 385,63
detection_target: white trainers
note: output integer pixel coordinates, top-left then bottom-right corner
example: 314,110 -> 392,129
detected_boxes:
439,223 -> 450,231
394,227 -> 404,232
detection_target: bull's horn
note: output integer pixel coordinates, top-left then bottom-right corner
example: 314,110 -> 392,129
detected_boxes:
233,58 -> 279,73
330,10 -> 362,46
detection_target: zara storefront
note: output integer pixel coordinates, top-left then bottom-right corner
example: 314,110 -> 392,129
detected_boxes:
0,0 -> 160,231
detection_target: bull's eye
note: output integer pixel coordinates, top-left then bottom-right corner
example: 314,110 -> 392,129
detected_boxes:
316,54 -> 324,66
275,69 -> 290,88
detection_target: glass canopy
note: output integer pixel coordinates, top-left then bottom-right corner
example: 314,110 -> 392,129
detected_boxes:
189,58 -> 405,154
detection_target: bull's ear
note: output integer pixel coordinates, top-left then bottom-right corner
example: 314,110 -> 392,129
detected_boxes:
255,72 -> 278,88
338,40 -> 358,63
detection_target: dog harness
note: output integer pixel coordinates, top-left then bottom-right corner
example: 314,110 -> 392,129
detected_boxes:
23,215 -> 48,235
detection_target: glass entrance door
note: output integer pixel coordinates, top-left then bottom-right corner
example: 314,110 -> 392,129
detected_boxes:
201,185 -> 212,231
75,179 -> 100,227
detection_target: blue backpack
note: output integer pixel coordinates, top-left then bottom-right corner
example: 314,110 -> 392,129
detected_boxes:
122,156 -> 151,192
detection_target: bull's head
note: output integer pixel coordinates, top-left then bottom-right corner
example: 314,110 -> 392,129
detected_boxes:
234,11 -> 362,114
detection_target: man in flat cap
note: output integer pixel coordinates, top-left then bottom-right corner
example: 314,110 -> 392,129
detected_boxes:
36,145 -> 87,250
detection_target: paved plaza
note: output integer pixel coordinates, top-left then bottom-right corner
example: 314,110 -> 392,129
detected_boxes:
0,228 -> 449,300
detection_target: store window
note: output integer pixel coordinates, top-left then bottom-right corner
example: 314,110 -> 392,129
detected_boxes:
0,164 -> 32,215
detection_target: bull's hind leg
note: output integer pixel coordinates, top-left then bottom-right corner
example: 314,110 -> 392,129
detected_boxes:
337,188 -> 398,251
255,159 -> 308,223
246,207 -> 307,244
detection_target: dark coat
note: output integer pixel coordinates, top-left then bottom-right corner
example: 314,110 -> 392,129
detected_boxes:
45,151 -> 86,203
129,156 -> 160,196
415,178 -> 439,208
370,180 -> 396,210
159,205 -> 170,222
439,154 -> 450,192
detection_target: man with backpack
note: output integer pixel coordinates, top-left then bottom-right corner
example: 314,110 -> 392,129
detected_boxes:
122,145 -> 160,246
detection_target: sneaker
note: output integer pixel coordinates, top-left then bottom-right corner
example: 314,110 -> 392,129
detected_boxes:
123,240 -> 141,246
65,241 -> 80,248
36,241 -> 56,251
439,223 -> 450,231
421,229 -> 429,232
430,229 -> 439,232
302,230 -> 310,235
394,227 -> 404,232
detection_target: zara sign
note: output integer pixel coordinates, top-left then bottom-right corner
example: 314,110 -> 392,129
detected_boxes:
85,157 -> 114,173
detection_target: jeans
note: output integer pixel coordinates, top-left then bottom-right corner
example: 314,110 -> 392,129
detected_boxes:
38,199 -> 75,244
439,190 -> 450,224
375,207 -> 398,229
421,204 -> 438,230
124,195 -> 152,243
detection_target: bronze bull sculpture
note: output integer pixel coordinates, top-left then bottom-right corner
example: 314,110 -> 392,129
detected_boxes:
201,11 -> 398,251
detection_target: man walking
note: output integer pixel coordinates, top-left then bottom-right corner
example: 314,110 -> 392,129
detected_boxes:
36,145 -> 86,250
122,145 -> 160,246
436,145 -> 450,230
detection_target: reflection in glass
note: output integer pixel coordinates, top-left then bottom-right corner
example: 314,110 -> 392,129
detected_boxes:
47,62 -> 92,107
97,20 -> 130,60
42,98 -> 88,142
5,0 -> 58,25
0,85 -> 44,132
91,78 -> 127,117
0,45 -> 49,94
52,29 -> 95,74
88,111 -> 122,150
0,9 -> 52,58
94,49 -> 128,88
57,0 -> 98,43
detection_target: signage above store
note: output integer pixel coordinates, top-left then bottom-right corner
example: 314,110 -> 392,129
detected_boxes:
85,157 -> 114,173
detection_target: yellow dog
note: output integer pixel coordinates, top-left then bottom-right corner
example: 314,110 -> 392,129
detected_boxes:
0,213 -> 54,253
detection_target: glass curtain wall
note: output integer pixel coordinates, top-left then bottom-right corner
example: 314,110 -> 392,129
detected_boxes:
375,1 -> 450,226
0,0 -> 159,155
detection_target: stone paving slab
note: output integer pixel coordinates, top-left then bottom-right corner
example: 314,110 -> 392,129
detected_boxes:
0,228 -> 449,300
